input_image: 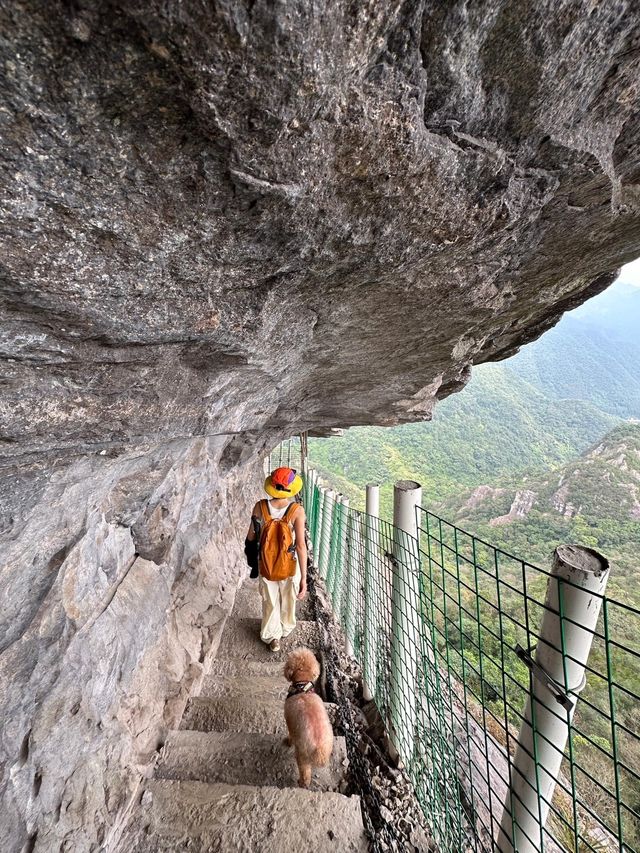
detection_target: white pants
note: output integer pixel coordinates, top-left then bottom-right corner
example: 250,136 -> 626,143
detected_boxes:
258,565 -> 301,643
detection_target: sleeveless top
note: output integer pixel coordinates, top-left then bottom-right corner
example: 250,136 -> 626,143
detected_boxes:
267,499 -> 292,520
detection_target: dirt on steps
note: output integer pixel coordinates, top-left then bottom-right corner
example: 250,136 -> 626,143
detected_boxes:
205,657 -> 285,678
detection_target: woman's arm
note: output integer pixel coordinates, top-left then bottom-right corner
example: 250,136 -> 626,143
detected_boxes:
293,507 -> 308,599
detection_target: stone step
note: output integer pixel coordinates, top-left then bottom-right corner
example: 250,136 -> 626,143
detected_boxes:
216,617 -> 321,662
200,672 -> 289,700
232,579 -> 313,620
180,695 -> 337,736
126,779 -> 368,852
156,730 -> 348,792
206,657 -> 285,679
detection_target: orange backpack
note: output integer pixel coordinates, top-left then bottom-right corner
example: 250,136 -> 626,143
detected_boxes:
257,500 -> 300,582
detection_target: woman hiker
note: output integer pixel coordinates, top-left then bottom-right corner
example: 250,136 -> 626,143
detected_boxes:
245,466 -> 307,652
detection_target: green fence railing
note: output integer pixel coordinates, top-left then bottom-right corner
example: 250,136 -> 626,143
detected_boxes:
301,476 -> 640,853
266,435 -> 304,473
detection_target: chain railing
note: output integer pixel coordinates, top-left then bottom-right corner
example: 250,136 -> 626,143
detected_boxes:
300,474 -> 640,853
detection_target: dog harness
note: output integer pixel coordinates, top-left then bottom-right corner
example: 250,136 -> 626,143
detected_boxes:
287,680 -> 316,699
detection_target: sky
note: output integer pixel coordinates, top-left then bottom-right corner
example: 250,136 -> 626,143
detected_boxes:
617,257 -> 640,288
568,256 -> 640,326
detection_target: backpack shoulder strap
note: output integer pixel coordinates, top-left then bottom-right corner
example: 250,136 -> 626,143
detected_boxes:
282,502 -> 301,524
260,499 -> 272,523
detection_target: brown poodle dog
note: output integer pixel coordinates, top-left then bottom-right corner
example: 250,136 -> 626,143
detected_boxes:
283,647 -> 334,787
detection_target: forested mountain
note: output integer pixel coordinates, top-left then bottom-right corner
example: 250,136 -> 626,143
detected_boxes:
436,423 -> 640,605
508,279 -> 640,419
309,361 -> 620,516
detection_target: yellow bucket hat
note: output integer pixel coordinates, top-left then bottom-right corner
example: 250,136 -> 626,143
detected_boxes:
264,467 -> 303,499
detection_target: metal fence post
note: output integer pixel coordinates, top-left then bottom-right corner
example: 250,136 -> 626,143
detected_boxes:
363,484 -> 380,703
497,545 -> 610,853
325,493 -> 340,592
390,480 -> 422,764
318,489 -> 335,581
303,469 -> 317,565
310,469 -> 319,532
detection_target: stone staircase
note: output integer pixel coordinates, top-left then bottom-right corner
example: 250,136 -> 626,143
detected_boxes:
124,579 -> 369,852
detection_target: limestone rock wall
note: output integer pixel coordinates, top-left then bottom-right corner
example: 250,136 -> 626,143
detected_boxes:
1,436 -> 259,852
2,1 -> 640,849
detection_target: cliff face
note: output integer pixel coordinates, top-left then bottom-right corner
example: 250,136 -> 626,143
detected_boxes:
2,1 -> 640,849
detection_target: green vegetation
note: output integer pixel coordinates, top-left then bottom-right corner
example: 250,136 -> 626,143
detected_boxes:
437,422 -> 640,608
309,361 -> 620,518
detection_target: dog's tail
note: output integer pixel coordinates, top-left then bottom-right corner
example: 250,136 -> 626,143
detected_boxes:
311,739 -> 333,768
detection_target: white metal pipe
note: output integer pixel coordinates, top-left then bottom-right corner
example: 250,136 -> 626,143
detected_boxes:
390,480 -> 422,764
363,484 -> 380,703
318,489 -> 335,581
497,545 -> 610,853
366,484 -> 379,519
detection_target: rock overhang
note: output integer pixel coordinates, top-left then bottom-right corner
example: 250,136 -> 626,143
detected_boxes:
2,1 -> 640,467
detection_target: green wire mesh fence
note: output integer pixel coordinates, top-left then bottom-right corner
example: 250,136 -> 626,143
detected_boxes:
300,476 -> 640,853
266,435 -> 304,473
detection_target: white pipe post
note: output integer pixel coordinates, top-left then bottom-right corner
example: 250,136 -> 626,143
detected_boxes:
318,489 -> 335,581
390,480 -> 422,765
332,496 -> 349,617
345,508 -> 361,659
300,431 -> 308,476
497,545 -> 610,853
363,484 -> 380,702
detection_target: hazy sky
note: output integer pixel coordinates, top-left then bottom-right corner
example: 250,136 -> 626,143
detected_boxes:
618,257 -> 640,288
